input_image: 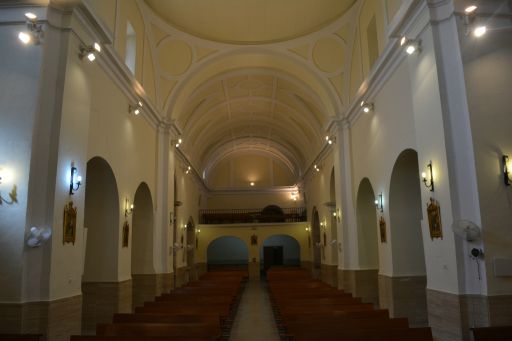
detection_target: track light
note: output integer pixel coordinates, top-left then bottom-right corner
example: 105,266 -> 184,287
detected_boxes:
79,42 -> 101,62
421,161 -> 434,192
360,101 -> 373,113
18,12 -> 43,45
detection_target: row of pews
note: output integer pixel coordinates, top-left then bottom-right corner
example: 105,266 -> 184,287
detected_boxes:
71,270 -> 248,341
267,268 -> 432,341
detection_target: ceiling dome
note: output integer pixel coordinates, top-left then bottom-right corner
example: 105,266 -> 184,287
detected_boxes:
144,0 -> 356,44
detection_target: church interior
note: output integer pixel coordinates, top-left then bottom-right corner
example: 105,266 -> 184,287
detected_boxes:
0,0 -> 512,340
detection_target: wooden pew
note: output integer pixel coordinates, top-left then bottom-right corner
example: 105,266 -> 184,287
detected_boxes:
471,326 -> 512,341
0,335 -> 43,341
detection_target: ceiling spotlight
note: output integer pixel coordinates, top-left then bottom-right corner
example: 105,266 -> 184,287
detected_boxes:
473,25 -> 487,37
18,12 -> 43,45
360,101 -> 374,113
129,100 -> 143,116
79,42 -> 101,62
18,32 -> 32,44
464,5 -> 477,14
400,38 -> 420,55
25,12 -> 37,21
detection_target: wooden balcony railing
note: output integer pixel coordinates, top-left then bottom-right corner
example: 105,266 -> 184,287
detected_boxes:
199,206 -> 307,224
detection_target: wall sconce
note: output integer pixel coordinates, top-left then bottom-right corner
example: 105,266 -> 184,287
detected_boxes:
360,101 -> 374,113
291,191 -> 299,201
79,42 -> 101,62
503,155 -> 511,186
185,166 -> 191,174
69,162 -> 82,195
314,164 -> 320,172
124,198 -> 134,217
129,101 -> 143,116
173,137 -> 183,148
305,227 -> 310,232
18,12 -> 44,45
0,167 -> 18,205
421,161 -> 434,192
400,37 -> 421,55
332,209 -> 341,223
374,193 -> 383,212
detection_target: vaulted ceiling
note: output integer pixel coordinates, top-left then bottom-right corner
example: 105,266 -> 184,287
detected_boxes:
140,0 -> 368,184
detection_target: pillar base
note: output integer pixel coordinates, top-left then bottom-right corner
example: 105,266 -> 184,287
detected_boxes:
338,269 -> 379,306
0,295 -> 81,341
82,280 -> 132,334
320,264 -> 338,287
132,273 -> 172,309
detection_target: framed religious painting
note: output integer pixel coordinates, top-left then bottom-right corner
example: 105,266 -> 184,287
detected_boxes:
379,216 -> 387,243
122,221 -> 130,247
63,201 -> 77,245
427,198 -> 443,240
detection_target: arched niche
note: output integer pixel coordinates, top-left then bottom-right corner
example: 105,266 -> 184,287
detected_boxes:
388,148 -> 428,326
83,156 -> 120,282
131,182 -> 155,275
356,178 -> 379,269
260,234 -> 301,272
389,149 -> 426,275
311,207 -> 321,275
206,236 -> 249,270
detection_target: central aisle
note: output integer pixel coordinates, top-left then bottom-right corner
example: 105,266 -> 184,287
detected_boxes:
229,278 -> 281,341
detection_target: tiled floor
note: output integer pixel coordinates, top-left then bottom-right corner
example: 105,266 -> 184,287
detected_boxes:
229,278 -> 281,341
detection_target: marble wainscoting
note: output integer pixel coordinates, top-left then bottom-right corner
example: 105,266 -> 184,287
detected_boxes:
300,261 -> 312,272
132,273 -> 172,309
195,262 -> 207,279
174,267 -> 189,288
81,280 -> 132,334
338,269 -> 379,306
0,295 -> 82,341
320,264 -> 338,287
428,290 -> 512,341
379,275 -> 428,327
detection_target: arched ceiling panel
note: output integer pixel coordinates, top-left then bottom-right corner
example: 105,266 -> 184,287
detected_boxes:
144,0 -> 356,44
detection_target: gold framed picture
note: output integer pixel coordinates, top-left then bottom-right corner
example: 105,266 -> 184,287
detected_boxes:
379,216 -> 387,243
122,221 -> 130,247
63,201 -> 77,245
427,198 -> 443,240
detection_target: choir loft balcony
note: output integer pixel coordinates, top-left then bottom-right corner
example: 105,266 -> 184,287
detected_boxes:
199,205 -> 307,225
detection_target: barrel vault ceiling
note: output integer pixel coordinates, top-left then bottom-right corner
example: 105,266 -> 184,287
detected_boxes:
138,0 -> 365,182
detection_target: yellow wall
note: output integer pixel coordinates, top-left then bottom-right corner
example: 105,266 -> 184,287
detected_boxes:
195,224 -> 310,265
